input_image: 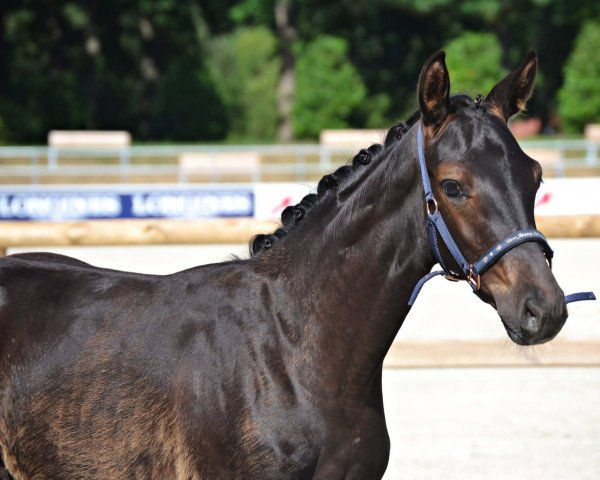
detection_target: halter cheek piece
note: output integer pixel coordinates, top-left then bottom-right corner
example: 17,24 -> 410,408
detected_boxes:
408,124 -> 596,306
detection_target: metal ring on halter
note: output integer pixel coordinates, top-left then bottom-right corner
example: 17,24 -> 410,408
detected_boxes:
467,265 -> 481,290
426,197 -> 438,215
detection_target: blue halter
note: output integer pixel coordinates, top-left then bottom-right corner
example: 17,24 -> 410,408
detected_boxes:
408,124 -> 596,306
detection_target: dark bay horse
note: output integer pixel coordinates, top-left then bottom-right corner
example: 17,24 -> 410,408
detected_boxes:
0,52 -> 575,479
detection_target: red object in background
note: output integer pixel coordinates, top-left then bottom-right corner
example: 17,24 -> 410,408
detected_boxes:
535,192 -> 553,208
271,197 -> 293,214
510,118 -> 542,139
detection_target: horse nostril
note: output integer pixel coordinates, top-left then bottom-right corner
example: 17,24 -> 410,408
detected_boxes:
522,299 -> 544,334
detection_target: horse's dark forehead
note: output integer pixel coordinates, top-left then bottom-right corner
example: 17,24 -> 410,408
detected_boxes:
437,106 -> 524,169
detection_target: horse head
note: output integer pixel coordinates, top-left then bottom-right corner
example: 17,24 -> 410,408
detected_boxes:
417,51 -> 568,346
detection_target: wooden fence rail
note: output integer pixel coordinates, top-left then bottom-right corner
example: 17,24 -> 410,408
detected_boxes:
0,215 -> 599,256
0,215 -> 600,255
536,215 -> 600,238
384,340 -> 600,368
0,218 -> 276,255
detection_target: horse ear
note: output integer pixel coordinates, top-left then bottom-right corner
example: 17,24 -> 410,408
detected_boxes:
418,51 -> 451,127
485,50 -> 537,121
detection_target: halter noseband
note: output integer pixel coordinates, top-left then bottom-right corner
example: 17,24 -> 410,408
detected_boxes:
408,124 -> 596,306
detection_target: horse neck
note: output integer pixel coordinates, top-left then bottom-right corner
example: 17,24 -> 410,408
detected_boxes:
264,130 -> 435,397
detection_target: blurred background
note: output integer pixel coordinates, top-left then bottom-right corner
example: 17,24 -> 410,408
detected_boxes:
0,0 -> 599,144
0,1 -> 599,479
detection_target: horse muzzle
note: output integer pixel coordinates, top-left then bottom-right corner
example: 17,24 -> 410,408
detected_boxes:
499,286 -> 568,345
485,244 -> 569,345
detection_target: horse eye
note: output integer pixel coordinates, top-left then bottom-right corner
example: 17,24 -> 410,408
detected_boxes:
441,180 -> 462,198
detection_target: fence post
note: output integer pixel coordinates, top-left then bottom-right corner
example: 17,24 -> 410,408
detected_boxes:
48,146 -> 58,171
585,141 -> 598,166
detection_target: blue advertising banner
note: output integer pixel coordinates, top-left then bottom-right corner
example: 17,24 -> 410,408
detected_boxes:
0,188 -> 254,221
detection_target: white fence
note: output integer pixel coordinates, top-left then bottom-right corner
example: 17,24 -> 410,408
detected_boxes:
0,139 -> 599,184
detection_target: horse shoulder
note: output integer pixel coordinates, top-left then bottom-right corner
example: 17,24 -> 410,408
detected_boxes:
170,264 -> 329,477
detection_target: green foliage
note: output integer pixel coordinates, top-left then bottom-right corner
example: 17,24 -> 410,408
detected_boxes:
558,20 -> 600,133
0,6 -> 89,141
154,55 -> 228,141
0,0 -> 599,142
0,116 -> 6,145
209,26 -> 280,141
357,94 -> 392,129
293,36 -> 366,139
0,1 -> 227,142
444,32 -> 506,97
62,3 -> 88,30
229,0 -> 275,24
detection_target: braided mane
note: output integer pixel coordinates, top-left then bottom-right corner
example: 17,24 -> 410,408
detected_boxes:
250,112 -> 421,257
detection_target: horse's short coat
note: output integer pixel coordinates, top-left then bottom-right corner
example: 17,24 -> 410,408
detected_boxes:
0,51 -> 570,479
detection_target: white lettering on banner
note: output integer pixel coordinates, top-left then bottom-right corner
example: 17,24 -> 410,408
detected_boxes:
0,194 -> 121,220
131,193 -> 252,218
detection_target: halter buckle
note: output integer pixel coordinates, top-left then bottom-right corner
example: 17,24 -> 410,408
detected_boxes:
444,272 -> 461,282
426,197 -> 438,216
467,265 -> 481,290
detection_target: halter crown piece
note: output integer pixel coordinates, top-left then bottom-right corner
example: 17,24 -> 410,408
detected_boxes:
408,124 -> 596,306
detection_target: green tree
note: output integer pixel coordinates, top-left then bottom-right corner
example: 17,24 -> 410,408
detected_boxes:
209,26 -> 280,141
0,0 -> 228,142
558,20 -> 600,133
0,115 -> 6,144
293,35 -> 366,139
1,0 -> 599,142
444,32 -> 506,97
154,54 -> 227,141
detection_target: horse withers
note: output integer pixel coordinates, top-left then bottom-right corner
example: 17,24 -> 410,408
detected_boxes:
0,51 -> 588,479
